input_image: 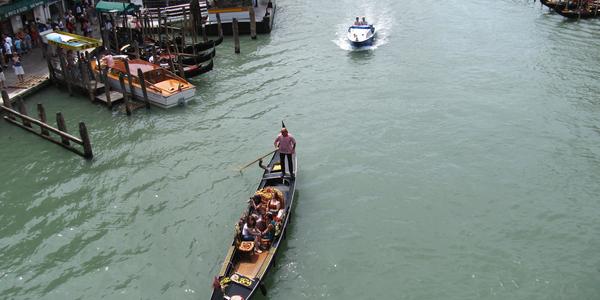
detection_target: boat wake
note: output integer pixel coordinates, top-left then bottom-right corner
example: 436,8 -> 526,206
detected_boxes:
332,6 -> 393,51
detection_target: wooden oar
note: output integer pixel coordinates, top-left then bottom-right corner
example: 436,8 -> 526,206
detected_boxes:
238,149 -> 277,172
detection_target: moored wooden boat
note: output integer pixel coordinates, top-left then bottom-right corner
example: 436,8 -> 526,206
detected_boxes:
91,57 -> 196,108
554,5 -> 600,18
540,0 -> 578,10
211,150 -> 297,300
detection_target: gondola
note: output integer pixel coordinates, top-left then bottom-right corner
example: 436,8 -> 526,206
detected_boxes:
210,147 -> 297,300
178,48 -> 215,65
540,0 -> 578,10
155,54 -> 214,78
553,6 -> 600,18
175,60 -> 214,78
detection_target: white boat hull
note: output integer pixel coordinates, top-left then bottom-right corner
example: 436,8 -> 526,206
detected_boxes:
105,77 -> 196,109
347,25 -> 376,47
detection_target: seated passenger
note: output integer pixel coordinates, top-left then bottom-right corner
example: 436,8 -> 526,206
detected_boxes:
242,216 -> 260,241
268,193 -> 282,214
248,194 -> 264,215
260,213 -> 276,247
241,216 -> 263,253
361,17 -> 367,25
354,17 -> 360,25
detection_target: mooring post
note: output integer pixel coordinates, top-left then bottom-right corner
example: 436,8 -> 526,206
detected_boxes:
1,90 -> 14,120
216,13 -> 223,38
37,103 -> 50,136
202,24 -> 208,42
249,6 -> 257,39
102,68 -> 112,108
80,56 -> 94,102
123,59 -> 134,99
166,44 -> 176,74
15,97 -> 31,128
58,52 -> 73,96
137,68 -> 150,109
157,9 -> 163,43
79,122 -> 93,159
133,40 -> 140,59
233,18 -> 240,54
112,13 -> 119,50
178,59 -> 185,78
56,112 -> 70,145
118,74 -> 131,116
45,49 -> 55,83
151,46 -> 158,65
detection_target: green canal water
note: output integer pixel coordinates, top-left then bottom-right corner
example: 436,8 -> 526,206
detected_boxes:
2,0 -> 600,299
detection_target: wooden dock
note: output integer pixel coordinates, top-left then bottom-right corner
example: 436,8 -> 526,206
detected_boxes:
205,0 -> 275,35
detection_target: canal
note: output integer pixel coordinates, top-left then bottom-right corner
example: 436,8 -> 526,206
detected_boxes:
1,0 -> 600,299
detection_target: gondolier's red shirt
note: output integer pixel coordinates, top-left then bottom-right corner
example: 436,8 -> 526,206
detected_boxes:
274,134 -> 296,154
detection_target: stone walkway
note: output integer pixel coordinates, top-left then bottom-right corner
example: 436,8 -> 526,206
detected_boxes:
1,47 -> 51,105
0,23 -> 104,106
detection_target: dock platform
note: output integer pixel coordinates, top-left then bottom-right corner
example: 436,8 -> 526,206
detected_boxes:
205,0 -> 275,35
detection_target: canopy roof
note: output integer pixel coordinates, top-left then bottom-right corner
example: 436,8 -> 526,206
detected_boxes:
44,31 -> 101,50
95,1 -> 138,13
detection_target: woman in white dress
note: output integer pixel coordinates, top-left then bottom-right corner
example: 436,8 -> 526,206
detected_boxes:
13,53 -> 25,83
12,54 -> 24,83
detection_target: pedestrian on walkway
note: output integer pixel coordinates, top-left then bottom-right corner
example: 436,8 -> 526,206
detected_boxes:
0,68 -> 6,89
14,37 -> 23,55
12,54 -> 24,83
24,29 -> 32,52
4,39 -> 12,66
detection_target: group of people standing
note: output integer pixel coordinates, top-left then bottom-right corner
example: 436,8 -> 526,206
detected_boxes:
45,0 -> 96,37
0,33 -> 28,87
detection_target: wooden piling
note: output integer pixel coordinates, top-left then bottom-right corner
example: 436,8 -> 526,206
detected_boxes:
58,52 -> 73,96
165,40 -> 177,74
102,68 -> 112,108
37,103 -> 50,136
157,9 -> 163,44
188,7 -> 198,56
233,18 -> 240,54
79,55 -> 95,102
45,50 -> 55,83
133,40 -> 141,59
137,68 -> 150,109
249,6 -> 257,39
151,46 -> 158,64
79,122 -> 93,159
123,59 -> 135,98
178,60 -> 185,78
216,13 -> 223,38
1,105 -> 94,159
118,74 -> 131,116
112,13 -> 119,50
56,112 -> 70,145
202,25 -> 208,42
1,90 -> 14,121
16,98 -> 31,128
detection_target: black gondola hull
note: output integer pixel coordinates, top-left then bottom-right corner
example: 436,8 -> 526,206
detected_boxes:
210,150 -> 297,300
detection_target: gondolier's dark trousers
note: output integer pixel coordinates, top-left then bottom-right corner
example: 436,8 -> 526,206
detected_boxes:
280,153 -> 294,177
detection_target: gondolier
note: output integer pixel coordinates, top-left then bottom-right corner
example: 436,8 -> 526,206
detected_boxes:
274,127 -> 296,178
